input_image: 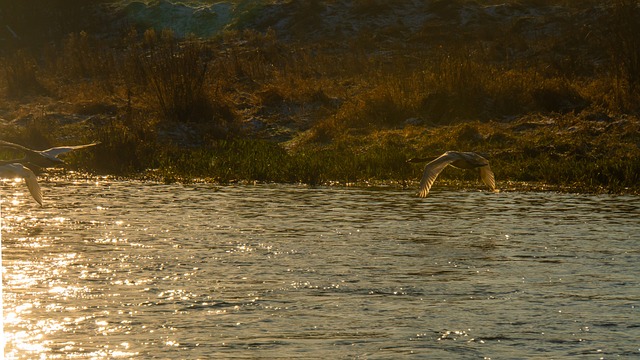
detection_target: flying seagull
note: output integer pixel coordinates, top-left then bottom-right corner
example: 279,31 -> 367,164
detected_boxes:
407,151 -> 497,197
0,162 -> 43,206
0,140 -> 99,169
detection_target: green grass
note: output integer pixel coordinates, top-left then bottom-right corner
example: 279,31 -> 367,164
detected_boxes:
2,115 -> 639,193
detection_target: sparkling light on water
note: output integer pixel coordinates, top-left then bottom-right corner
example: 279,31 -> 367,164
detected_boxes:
2,182 -> 640,358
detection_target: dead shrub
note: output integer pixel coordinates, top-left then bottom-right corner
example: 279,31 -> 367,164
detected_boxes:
134,30 -> 229,125
3,50 -> 47,98
531,78 -> 585,113
602,0 -> 640,110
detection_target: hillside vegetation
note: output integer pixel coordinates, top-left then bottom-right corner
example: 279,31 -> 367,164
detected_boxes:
1,0 -> 639,193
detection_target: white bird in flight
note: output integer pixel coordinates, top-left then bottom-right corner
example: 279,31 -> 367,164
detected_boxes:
407,151 -> 497,197
0,140 -> 99,169
0,162 -> 43,206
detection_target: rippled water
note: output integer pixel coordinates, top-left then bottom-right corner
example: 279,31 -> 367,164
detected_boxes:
2,180 -> 639,358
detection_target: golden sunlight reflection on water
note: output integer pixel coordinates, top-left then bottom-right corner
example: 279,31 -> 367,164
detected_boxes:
2,181 -> 640,358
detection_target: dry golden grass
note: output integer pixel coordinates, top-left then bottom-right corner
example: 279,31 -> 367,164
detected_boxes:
1,1 -> 639,192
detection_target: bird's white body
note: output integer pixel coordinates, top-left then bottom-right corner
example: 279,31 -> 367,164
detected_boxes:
415,151 -> 496,197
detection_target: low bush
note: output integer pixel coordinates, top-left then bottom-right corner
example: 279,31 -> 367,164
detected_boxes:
3,51 -> 47,98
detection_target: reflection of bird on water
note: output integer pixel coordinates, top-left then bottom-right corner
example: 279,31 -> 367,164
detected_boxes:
0,162 -> 43,206
0,140 -> 100,169
407,151 -> 497,197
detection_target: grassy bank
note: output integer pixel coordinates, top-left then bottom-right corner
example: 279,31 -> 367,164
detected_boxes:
129,117 -> 640,193
1,1 -> 639,193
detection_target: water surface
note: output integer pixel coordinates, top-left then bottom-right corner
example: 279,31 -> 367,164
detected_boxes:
2,181 -> 639,358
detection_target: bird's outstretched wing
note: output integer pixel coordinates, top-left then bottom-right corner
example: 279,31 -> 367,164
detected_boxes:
22,166 -> 43,206
0,163 -> 43,206
479,165 -> 496,192
42,142 -> 100,158
417,152 -> 458,197
0,139 -> 31,153
1,140 -> 100,168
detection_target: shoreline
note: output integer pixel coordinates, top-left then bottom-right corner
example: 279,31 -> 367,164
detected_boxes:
36,170 -> 639,196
